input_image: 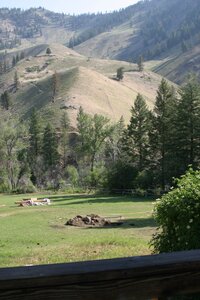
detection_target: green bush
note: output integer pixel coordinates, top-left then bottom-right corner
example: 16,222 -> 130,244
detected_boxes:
46,47 -> 52,55
66,165 -> 79,188
151,168 -> 200,253
135,170 -> 154,189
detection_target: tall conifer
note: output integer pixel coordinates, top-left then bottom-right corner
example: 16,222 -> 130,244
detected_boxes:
124,93 -> 150,171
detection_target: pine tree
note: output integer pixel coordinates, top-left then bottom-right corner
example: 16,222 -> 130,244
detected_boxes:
116,67 -> 124,81
14,70 -> 19,90
176,78 -> 200,170
150,79 -> 174,189
29,109 -> 42,158
20,51 -> 25,60
12,56 -> 16,67
1,91 -> 12,110
123,93 -> 150,171
3,59 -> 8,73
137,55 -> 144,72
163,86 -> 180,180
52,71 -> 58,100
16,54 -> 19,63
60,112 -> 70,168
46,47 -> 52,55
0,61 -> 3,74
43,124 -> 59,168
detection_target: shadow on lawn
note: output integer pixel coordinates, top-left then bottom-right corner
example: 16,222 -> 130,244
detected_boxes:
84,217 -> 157,229
50,194 -> 154,205
48,194 -> 98,202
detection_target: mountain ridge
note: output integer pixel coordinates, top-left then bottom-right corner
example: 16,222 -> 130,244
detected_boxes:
1,0 -> 200,83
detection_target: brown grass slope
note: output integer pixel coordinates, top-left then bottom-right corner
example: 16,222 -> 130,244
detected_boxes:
152,45 -> 200,84
74,20 -> 137,61
1,44 -> 170,127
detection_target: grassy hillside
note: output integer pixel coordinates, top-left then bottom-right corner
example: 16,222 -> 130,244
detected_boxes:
1,44 -> 167,127
151,45 -> 200,84
75,21 -> 136,60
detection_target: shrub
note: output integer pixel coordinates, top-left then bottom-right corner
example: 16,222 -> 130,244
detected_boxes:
46,47 -> 52,55
66,165 -> 79,188
135,170 -> 154,189
16,176 -> 37,193
151,168 -> 200,253
88,166 -> 107,188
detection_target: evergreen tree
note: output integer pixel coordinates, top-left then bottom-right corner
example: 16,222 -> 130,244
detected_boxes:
137,55 -> 144,72
12,56 -> 16,67
14,70 -> 19,90
29,109 -> 42,158
60,112 -> 70,168
43,123 -> 59,168
28,109 -> 43,185
52,71 -> 58,100
176,78 -> 200,170
46,47 -> 52,55
162,86 -> 180,180
123,93 -> 150,171
116,67 -> 124,81
150,79 -> 173,189
3,59 -> 8,73
20,51 -> 25,60
16,53 -> 19,63
1,91 -> 12,110
0,61 -> 3,74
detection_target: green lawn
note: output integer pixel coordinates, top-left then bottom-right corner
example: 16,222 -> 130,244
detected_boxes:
0,193 -> 156,267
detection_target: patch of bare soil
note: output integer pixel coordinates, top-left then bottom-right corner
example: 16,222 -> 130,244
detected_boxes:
66,214 -> 113,227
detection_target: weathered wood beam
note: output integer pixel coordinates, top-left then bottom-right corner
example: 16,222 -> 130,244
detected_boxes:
1,250 -> 200,299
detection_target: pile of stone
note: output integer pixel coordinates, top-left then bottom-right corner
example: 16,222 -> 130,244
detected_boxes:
65,214 -> 111,227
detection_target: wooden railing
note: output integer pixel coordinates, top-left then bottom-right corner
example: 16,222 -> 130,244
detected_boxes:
1,250 -> 200,300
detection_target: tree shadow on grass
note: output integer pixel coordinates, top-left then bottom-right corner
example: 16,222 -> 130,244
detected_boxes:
52,195 -> 155,205
76,217 -> 157,230
47,195 -> 85,201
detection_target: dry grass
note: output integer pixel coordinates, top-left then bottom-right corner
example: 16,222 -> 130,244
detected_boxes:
1,43 -> 168,127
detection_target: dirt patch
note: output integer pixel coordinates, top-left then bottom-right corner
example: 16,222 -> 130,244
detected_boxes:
66,214 -> 113,227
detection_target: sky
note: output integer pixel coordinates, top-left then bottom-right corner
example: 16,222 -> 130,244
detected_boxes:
0,0 -> 139,14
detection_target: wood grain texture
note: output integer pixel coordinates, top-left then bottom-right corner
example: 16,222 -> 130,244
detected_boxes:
1,250 -> 200,299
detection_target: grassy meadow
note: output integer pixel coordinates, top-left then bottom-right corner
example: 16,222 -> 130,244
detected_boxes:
0,193 -> 156,267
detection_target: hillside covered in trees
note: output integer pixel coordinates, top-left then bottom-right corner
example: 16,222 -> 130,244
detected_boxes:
2,0 -> 200,57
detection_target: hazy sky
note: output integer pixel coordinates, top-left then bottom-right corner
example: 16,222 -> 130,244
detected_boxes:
1,0 -> 139,14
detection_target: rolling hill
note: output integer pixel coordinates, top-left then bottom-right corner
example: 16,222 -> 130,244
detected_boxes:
0,43 -> 168,128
